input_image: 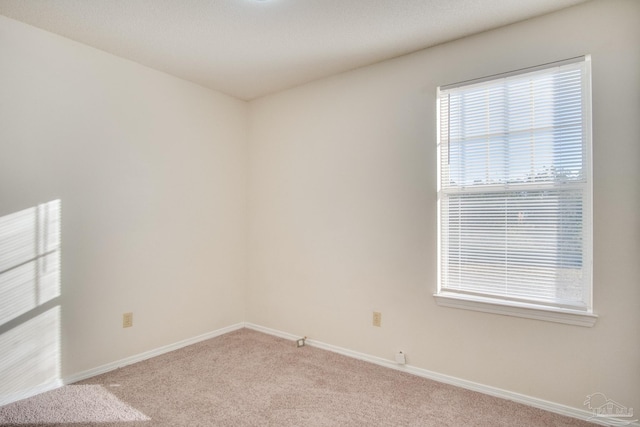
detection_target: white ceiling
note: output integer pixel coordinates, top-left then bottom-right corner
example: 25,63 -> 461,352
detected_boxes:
0,0 -> 590,100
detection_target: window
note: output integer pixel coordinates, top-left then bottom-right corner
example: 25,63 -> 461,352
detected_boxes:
435,56 -> 596,326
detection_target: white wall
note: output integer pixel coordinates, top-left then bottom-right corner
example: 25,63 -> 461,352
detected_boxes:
248,0 -> 640,413
0,14 -> 248,386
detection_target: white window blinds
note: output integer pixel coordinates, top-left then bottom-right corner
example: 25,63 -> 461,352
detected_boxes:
437,57 -> 592,311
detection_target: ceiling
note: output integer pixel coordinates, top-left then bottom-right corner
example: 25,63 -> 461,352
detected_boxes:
0,0 -> 590,100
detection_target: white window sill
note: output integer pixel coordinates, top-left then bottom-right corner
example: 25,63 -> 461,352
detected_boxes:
434,292 -> 597,327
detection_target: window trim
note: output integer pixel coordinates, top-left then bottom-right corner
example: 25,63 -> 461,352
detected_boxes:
434,291 -> 597,327
435,56 -> 596,327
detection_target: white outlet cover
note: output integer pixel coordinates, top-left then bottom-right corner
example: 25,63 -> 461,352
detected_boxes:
395,352 -> 406,364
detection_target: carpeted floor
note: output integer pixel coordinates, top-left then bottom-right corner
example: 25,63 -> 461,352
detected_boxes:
0,328 -> 595,426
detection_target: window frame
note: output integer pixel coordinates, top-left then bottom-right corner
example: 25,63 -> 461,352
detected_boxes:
434,56 -> 596,327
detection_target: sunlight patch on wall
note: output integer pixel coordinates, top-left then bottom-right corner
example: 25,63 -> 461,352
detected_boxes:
0,200 -> 62,405
0,200 -> 60,324
0,306 -> 61,403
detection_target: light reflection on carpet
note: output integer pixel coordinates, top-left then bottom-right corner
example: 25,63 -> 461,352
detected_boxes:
0,384 -> 150,424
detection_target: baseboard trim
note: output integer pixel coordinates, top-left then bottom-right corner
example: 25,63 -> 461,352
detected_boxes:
244,322 -> 301,341
244,322 -> 636,427
64,322 -> 245,385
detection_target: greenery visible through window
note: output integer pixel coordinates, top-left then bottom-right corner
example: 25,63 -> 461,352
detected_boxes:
436,57 -> 594,323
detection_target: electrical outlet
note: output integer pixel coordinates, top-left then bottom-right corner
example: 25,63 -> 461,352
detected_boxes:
372,311 -> 382,327
123,312 -> 133,328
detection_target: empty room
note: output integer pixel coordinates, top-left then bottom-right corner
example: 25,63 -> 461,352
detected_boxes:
0,0 -> 638,425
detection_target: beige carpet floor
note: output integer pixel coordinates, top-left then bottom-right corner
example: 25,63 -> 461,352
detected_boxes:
0,328 -> 595,426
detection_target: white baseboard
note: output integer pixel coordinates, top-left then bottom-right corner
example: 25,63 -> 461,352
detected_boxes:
63,322 -> 245,385
244,322 -> 637,427
244,322 -> 301,341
